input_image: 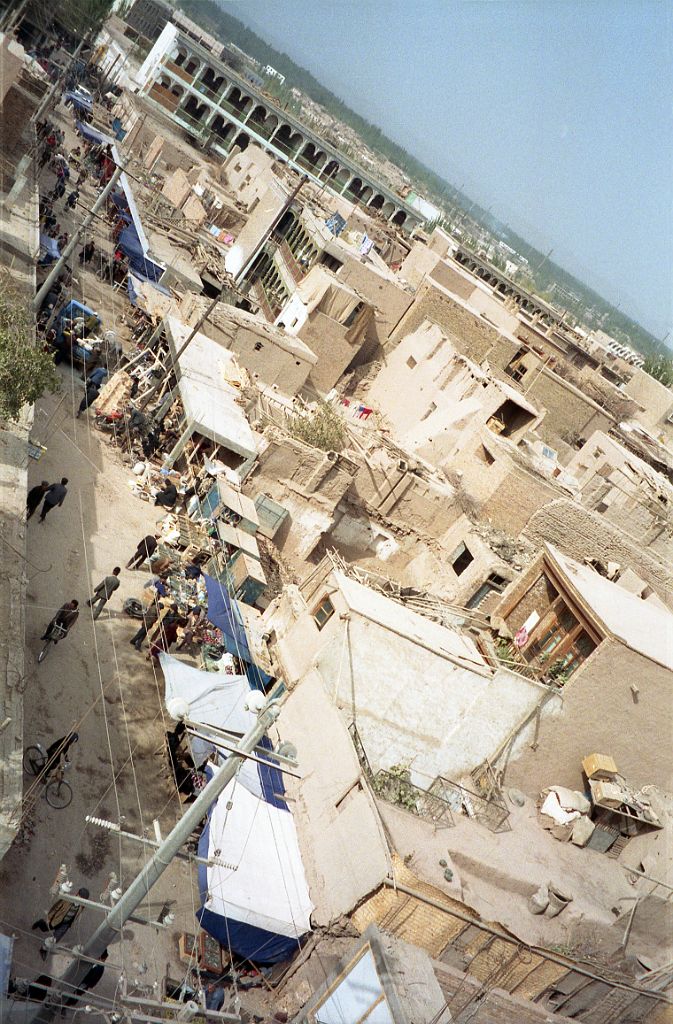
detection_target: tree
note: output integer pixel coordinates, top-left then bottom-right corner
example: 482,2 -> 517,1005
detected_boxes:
643,355 -> 673,388
287,400 -> 346,452
0,290 -> 59,422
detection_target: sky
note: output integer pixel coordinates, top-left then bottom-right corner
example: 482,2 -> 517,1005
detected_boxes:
226,0 -> 672,340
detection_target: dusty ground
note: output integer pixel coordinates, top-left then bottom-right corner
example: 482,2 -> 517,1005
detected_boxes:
0,378 -> 204,1011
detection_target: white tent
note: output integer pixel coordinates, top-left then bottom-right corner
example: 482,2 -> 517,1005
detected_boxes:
198,772 -> 314,962
160,654 -> 266,796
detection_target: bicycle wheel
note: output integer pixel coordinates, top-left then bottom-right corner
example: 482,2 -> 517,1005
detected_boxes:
45,779 -> 73,809
23,746 -> 46,776
37,639 -> 52,664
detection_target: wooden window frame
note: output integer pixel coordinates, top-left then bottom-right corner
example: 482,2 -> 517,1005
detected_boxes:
312,594 -> 335,630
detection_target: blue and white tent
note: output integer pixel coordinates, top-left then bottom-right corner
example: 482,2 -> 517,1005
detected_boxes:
197,770 -> 314,964
159,655 -> 314,963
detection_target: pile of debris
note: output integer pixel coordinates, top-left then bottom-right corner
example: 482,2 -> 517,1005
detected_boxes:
538,753 -> 662,854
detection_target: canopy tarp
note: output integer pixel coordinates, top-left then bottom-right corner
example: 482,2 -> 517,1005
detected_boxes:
197,774 -> 313,964
159,654 -> 282,802
75,119 -> 110,144
204,574 -> 272,690
118,224 -> 164,282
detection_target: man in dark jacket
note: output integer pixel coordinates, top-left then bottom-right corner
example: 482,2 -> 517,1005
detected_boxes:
27,481 -> 50,520
39,478 -> 68,521
41,600 -> 79,641
155,481 -> 178,508
126,533 -> 160,570
129,598 -> 162,652
86,567 -> 121,618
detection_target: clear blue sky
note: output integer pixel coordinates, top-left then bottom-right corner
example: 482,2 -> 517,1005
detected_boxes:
226,0 -> 672,340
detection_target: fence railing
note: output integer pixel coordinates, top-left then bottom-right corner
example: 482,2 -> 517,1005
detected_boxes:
371,770 -> 455,829
430,776 -> 511,833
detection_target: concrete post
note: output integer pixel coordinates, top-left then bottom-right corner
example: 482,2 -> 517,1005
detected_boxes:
30,697 -> 283,1024
1,154 -> 32,206
33,166 -> 123,312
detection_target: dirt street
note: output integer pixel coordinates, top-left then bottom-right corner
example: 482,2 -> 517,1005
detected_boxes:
0,382 -> 204,1009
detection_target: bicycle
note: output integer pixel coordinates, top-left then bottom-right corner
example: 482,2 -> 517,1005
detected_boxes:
22,744 -> 74,809
37,622 -> 68,663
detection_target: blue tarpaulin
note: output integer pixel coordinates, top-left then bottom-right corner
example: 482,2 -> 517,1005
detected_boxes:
75,120 -> 112,146
118,224 -> 164,283
204,574 -> 273,690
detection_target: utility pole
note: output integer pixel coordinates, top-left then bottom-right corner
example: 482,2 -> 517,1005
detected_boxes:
33,166 -> 123,312
32,696 -> 283,1024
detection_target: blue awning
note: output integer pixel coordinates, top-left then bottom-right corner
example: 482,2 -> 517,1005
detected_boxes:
118,225 -> 164,283
204,574 -> 273,690
75,119 -> 110,144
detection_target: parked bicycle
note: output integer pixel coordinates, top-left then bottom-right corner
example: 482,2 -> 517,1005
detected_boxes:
23,744 -> 73,809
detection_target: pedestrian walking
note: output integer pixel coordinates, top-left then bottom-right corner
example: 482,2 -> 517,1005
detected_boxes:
86,567 -> 121,618
148,616 -> 179,662
63,950 -> 108,1007
31,889 -> 89,959
129,598 -> 162,651
79,241 -> 95,264
65,189 -> 79,210
126,533 -> 160,570
86,365 -> 108,388
26,481 -> 50,520
50,179 -> 65,201
39,478 -> 68,521
76,380 -> 100,418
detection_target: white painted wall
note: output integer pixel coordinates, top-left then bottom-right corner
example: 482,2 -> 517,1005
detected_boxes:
267,576 -> 548,788
134,21 -> 177,88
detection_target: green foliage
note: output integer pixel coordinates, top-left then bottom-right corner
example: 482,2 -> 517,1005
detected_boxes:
287,400 -> 346,452
643,355 -> 673,388
372,764 -> 419,812
0,289 -> 59,422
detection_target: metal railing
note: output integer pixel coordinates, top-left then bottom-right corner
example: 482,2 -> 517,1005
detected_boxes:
348,723 -> 455,828
371,770 -> 455,829
430,776 -> 511,833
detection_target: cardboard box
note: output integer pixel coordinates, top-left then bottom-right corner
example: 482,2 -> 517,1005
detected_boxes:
582,753 -> 618,780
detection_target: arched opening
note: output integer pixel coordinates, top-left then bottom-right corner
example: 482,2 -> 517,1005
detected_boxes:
360,185 -> 373,204
233,132 -> 250,152
274,124 -> 303,155
381,200 -> 395,218
173,49 -> 188,67
184,57 -> 199,76
184,96 -> 207,123
346,176 -> 365,200
391,210 -> 407,228
276,210 -> 297,237
200,66 -> 225,94
210,115 -> 235,143
322,159 -> 340,181
299,143 -> 326,169
369,193 -> 385,210
227,87 -> 253,115
248,106 -> 278,139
